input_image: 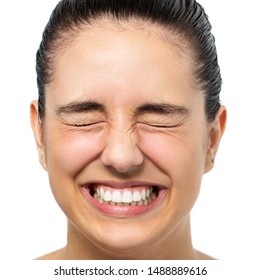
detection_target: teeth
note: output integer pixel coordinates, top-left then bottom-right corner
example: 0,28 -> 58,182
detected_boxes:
143,199 -> 148,205
141,189 -> 146,200
104,190 -> 112,202
112,190 -> 122,203
137,200 -> 143,206
93,186 -> 158,206
151,192 -> 157,200
100,188 -> 105,200
122,191 -> 132,203
133,191 -> 141,202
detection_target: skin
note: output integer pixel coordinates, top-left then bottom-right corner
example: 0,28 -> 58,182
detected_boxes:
31,21 -> 226,260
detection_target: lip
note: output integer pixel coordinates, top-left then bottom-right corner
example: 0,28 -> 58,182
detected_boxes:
81,180 -> 167,217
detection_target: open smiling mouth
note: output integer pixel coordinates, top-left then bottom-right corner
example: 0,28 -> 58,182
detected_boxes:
81,183 -> 166,216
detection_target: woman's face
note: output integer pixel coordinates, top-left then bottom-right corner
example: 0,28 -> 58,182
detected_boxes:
31,22 -> 225,257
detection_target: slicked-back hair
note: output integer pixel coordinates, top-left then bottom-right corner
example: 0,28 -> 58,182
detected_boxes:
36,0 -> 222,121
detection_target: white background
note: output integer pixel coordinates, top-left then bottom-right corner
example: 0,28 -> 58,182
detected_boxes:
0,0 -> 259,261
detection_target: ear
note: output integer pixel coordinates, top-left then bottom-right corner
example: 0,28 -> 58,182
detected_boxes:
30,100 -> 47,170
205,105 -> 227,173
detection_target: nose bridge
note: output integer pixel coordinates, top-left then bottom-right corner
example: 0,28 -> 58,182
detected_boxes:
110,129 -> 134,155
101,125 -> 144,173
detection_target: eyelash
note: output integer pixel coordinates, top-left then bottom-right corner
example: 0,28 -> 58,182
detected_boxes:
138,122 -> 177,129
69,121 -> 105,127
67,120 -> 179,129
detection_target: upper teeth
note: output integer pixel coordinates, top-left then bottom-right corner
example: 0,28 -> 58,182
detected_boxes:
94,186 -> 154,204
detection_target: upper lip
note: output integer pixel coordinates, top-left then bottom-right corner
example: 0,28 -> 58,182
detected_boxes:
81,180 -> 166,189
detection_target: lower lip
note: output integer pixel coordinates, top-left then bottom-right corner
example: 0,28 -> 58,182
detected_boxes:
81,187 -> 166,217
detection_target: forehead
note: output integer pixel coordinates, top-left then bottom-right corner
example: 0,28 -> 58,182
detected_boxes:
48,20 -> 200,107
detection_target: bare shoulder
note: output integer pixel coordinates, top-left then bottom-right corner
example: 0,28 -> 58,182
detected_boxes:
195,250 -> 216,260
35,248 -> 66,260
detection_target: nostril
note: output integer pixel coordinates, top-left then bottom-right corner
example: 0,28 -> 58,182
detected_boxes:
106,163 -> 141,175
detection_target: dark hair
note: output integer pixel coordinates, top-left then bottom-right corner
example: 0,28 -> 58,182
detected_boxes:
36,0 -> 221,122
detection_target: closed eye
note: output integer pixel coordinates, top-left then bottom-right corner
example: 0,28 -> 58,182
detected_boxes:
150,125 -> 176,128
135,103 -> 189,130
138,122 -> 178,129
68,121 -> 105,127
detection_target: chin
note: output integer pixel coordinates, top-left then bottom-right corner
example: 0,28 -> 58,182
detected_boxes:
82,220 -> 162,257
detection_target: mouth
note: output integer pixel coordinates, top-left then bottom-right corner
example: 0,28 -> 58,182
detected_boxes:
81,182 -> 166,217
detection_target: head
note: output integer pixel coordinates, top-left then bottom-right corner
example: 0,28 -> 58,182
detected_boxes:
31,0 -> 226,259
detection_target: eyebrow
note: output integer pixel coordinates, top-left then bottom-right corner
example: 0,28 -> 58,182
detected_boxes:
56,100 -> 189,118
56,100 -> 106,115
135,102 -> 189,116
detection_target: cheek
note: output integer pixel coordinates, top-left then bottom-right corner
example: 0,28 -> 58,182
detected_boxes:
139,131 -> 207,183
139,132 -> 207,219
45,130 -> 105,177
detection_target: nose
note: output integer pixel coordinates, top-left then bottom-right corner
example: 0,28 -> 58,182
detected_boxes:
101,130 -> 144,174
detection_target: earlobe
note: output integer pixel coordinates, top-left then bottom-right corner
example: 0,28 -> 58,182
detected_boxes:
205,106 -> 227,173
30,100 -> 47,170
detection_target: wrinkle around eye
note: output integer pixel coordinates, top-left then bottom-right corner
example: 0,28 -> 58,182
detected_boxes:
136,118 -> 184,129
136,122 -> 179,133
57,109 -> 106,126
57,113 -> 106,128
68,120 -> 106,127
136,112 -> 187,128
58,119 -> 107,135
135,120 -> 190,139
140,122 -> 179,128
